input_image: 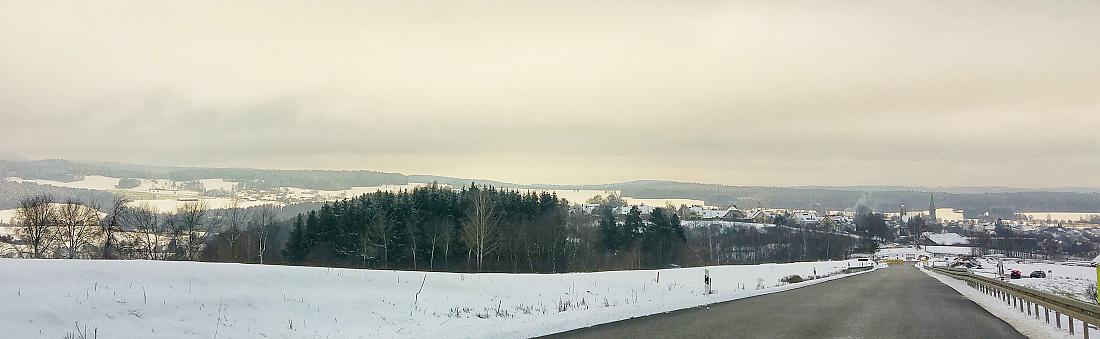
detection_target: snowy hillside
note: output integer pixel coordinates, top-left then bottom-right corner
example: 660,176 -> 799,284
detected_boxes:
0,259 -> 870,338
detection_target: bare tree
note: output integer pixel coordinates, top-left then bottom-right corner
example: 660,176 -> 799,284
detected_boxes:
365,213 -> 390,268
250,204 -> 276,264
461,190 -> 498,272
176,200 -> 209,261
57,198 -> 101,259
16,194 -> 58,258
128,203 -> 165,260
99,194 -> 131,259
425,216 -> 452,270
219,198 -> 249,261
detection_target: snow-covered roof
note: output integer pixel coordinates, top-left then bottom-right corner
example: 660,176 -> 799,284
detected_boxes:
925,232 -> 970,246
616,205 -> 657,215
699,209 -> 728,219
793,211 -> 819,223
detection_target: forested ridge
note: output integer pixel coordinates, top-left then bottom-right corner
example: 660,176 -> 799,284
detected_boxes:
5,159 -> 1100,213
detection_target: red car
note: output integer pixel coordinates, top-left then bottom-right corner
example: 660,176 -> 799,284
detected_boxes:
1009,270 -> 1022,279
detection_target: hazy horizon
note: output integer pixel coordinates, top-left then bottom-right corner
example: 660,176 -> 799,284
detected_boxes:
3,1 -> 1099,187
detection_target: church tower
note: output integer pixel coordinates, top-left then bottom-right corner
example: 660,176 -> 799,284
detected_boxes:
928,194 -> 937,223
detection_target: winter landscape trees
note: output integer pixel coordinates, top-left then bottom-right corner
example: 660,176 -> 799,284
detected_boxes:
5,183 -> 868,273
17,194 -> 58,258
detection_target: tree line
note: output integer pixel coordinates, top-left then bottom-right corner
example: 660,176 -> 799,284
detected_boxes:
1,193 -> 281,262
4,184 -> 869,273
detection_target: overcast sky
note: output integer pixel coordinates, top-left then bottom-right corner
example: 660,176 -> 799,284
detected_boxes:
1,1 -> 1098,187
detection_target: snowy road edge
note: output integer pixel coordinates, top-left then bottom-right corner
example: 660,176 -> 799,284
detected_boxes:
922,267 -> 1077,339
526,264 -> 880,338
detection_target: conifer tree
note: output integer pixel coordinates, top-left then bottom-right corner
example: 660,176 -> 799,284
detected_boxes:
282,214 -> 308,263
597,205 -> 619,252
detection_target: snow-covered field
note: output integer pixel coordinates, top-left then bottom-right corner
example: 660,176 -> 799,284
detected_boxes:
0,208 -> 17,224
197,179 -> 238,192
312,183 -> 432,199
622,198 -> 706,208
878,245 -> 1098,304
127,198 -> 282,211
0,203 -> 107,226
0,259 -> 870,338
5,176 -> 183,192
5,175 -> 125,191
925,233 -> 969,246
1021,212 -> 1100,222
970,258 -> 1097,304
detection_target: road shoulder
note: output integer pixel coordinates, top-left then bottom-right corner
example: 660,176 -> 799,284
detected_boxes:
922,267 -> 1077,339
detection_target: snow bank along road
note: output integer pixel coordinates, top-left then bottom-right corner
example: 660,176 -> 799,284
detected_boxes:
0,259 -> 866,338
547,265 -> 1026,339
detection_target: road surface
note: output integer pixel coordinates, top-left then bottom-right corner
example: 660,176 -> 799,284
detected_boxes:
545,265 -> 1025,339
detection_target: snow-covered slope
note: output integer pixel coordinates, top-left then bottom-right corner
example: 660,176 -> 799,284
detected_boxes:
925,232 -> 969,246
0,259 -> 869,338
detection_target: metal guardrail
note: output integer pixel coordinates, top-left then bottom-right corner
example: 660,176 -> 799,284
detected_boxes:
930,266 -> 1100,338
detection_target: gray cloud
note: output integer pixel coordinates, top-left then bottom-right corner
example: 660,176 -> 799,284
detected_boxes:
1,0 -> 1098,187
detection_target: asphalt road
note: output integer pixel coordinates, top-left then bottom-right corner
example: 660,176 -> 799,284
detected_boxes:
544,265 -> 1025,339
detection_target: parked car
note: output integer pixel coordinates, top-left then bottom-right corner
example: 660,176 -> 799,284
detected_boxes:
1029,271 -> 1047,278
1010,270 -> 1022,279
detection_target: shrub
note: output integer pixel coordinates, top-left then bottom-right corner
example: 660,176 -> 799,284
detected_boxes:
1087,284 -> 1097,304
780,274 -> 804,284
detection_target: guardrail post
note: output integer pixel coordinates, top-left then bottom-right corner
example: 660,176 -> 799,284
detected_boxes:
1027,301 -> 1032,315
1057,311 -> 1062,328
1084,323 -> 1089,339
1070,317 -> 1075,335
1046,306 -> 1050,323
1034,303 -> 1039,320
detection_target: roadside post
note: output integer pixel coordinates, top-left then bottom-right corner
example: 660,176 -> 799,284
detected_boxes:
704,269 -> 712,295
